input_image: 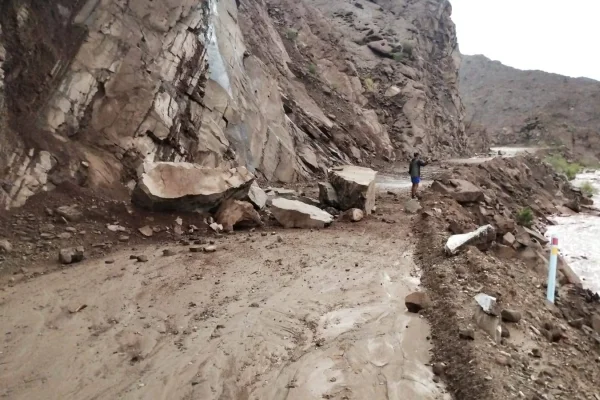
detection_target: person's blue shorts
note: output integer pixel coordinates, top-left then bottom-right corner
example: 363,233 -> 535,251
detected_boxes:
411,176 -> 421,184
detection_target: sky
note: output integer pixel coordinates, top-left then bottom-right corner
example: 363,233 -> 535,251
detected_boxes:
450,0 -> 600,81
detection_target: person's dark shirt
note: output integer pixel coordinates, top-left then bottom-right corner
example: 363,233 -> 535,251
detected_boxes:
409,158 -> 427,178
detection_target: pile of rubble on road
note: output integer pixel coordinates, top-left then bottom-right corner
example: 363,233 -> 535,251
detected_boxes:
133,161 -> 378,231
412,154 -> 600,400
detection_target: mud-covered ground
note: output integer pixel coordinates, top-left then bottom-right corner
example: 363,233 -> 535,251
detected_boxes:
0,188 -> 452,400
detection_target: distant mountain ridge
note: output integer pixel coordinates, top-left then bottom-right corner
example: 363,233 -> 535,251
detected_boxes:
459,54 -> 600,160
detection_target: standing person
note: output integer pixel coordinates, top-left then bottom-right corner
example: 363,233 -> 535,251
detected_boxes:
409,152 -> 428,199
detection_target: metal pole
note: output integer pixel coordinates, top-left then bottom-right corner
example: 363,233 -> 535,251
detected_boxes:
547,235 -> 559,303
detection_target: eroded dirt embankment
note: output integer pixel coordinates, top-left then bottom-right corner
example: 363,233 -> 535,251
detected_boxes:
414,155 -> 600,400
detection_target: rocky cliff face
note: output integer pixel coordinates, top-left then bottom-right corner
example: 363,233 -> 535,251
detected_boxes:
460,54 -> 600,160
0,0 -> 466,209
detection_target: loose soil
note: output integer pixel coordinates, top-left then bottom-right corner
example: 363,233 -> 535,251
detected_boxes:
0,187 -> 449,400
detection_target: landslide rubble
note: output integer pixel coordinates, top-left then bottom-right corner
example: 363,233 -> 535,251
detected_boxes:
415,155 -> 600,400
0,0 -> 467,209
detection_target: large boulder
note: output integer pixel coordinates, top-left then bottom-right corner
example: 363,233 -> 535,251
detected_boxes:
215,200 -> 262,232
132,163 -> 254,212
431,179 -> 483,204
329,166 -> 377,214
318,182 -> 339,208
270,198 -> 333,229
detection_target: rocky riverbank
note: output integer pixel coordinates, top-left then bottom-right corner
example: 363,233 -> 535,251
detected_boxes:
414,154 -> 600,400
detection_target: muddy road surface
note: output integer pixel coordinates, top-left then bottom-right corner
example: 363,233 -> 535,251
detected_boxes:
0,193 -> 448,400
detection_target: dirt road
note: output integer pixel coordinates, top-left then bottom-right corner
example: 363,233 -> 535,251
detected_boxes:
0,192 -> 448,399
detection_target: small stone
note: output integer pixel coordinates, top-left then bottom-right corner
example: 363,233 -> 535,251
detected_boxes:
65,227 -> 77,233
204,245 -> 217,253
531,348 -> 542,358
432,363 -> 445,376
107,224 -> 126,232
138,225 -> 154,237
568,318 -> 584,329
118,235 -> 130,242
129,255 -> 138,260
459,328 -> 475,340
58,246 -> 85,264
404,292 -> 431,313
501,309 -> 522,323
0,239 -> 12,253
249,302 -> 259,308
501,324 -> 511,338
136,255 -> 149,262
341,208 -> 364,222
105,260 -> 115,264
189,247 -> 202,253
58,232 -> 72,240
543,328 -> 563,342
163,249 -> 175,257
496,355 -> 512,367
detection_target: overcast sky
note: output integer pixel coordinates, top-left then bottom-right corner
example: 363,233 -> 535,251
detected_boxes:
450,0 -> 600,81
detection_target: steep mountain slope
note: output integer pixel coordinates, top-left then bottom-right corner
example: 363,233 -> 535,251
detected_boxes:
460,54 -> 600,159
0,0 -> 466,209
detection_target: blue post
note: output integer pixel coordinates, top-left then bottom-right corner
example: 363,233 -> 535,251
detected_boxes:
547,235 -> 559,303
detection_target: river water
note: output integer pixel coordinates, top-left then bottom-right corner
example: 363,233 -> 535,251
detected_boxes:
546,171 -> 600,293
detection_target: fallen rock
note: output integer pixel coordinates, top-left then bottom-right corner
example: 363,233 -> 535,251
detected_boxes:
501,309 -> 522,323
209,222 -> 223,233
270,198 -> 333,229
568,318 -> 584,329
138,226 -> 154,237
107,224 -> 127,232
215,199 -> 262,232
59,246 -> 85,264
474,306 -> 501,343
163,249 -> 175,257
0,239 -> 12,253
502,232 -> 516,247
136,255 -> 149,262
341,208 -> 364,222
475,293 -> 499,316
204,245 -> 217,253
247,183 -> 268,210
500,324 -> 511,338
445,224 -> 496,255
493,214 -> 515,234
56,205 -> 83,222
133,163 -> 254,211
523,227 -> 549,245
432,363 -> 446,376
543,328 -> 563,342
404,199 -> 422,214
329,165 -> 377,214
459,328 -> 475,340
318,182 -> 340,208
405,292 -> 432,313
118,235 -> 129,242
431,179 -> 483,203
